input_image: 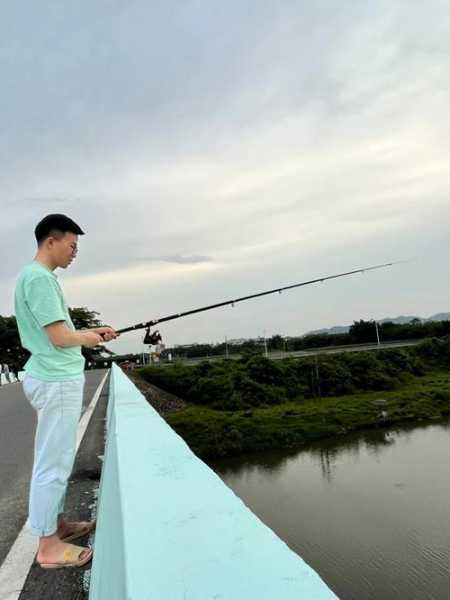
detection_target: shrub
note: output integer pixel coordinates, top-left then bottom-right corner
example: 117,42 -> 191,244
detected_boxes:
245,355 -> 285,386
233,374 -> 287,406
189,374 -> 234,406
139,364 -> 196,397
413,337 -> 448,363
141,340 -> 447,409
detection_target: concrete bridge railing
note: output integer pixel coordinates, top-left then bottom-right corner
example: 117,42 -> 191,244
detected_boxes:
89,362 -> 338,599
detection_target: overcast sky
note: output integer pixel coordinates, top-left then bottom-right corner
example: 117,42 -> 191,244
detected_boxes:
1,1 -> 449,355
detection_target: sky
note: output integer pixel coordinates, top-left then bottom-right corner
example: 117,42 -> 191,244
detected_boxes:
1,0 -> 449,355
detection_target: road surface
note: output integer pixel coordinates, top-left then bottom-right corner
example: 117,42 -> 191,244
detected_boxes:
0,369 -> 107,567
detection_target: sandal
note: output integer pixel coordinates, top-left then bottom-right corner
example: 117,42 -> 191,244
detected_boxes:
39,543 -> 93,569
60,520 -> 96,543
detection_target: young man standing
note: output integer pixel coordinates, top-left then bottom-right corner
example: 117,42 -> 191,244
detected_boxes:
14,214 -> 118,569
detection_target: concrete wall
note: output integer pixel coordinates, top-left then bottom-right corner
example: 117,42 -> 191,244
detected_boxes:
89,362 -> 338,599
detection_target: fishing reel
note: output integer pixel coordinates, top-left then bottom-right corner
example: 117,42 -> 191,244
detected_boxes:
143,327 -> 162,346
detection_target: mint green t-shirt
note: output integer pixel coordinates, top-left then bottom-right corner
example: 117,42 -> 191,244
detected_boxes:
14,261 -> 85,381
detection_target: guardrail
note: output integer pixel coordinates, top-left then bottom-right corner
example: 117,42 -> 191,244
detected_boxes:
89,362 -> 338,599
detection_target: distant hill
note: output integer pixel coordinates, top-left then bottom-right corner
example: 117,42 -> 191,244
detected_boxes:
305,313 -> 450,336
426,313 -> 450,322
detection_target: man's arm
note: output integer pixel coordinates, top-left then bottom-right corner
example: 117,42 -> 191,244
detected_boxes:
24,276 -> 114,347
45,322 -> 103,348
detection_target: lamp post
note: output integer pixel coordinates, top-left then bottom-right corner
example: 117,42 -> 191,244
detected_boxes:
374,320 -> 381,345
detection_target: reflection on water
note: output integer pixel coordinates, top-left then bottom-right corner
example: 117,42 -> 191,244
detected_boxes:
208,421 -> 450,600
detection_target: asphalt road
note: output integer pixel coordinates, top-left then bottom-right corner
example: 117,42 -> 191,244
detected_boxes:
0,369 -> 107,567
169,339 -> 422,366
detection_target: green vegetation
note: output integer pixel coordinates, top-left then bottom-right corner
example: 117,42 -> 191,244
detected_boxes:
137,337 -> 450,458
0,315 -> 27,373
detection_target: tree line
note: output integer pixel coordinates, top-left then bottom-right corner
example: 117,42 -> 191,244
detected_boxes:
166,318 -> 450,358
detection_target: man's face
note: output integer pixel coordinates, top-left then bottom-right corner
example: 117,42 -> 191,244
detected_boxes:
49,232 -> 79,268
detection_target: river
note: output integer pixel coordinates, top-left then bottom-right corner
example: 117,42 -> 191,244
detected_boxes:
208,421 -> 450,599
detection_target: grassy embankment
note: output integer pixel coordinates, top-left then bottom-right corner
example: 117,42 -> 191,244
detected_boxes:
162,371 -> 450,458
135,338 -> 450,458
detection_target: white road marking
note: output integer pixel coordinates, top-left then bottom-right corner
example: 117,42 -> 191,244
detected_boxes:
0,370 -> 109,600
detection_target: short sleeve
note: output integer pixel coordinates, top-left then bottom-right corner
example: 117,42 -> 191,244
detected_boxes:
25,275 -> 66,327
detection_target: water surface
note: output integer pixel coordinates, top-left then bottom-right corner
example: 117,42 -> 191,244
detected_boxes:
209,422 -> 450,599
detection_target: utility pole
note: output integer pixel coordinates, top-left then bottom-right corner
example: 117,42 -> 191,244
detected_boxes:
315,354 -> 322,399
225,336 -> 229,358
142,339 -> 147,366
374,320 -> 381,345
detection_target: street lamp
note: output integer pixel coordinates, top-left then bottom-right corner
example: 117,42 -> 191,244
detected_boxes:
373,320 -> 381,345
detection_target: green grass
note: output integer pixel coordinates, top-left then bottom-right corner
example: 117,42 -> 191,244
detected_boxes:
165,370 -> 450,459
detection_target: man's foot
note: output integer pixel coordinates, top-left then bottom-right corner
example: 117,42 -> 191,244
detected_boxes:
57,520 -> 96,543
37,541 -> 93,569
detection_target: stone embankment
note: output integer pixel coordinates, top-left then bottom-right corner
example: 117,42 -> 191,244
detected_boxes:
127,371 -> 187,416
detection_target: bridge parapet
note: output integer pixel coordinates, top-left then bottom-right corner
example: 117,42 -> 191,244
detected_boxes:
89,362 -> 338,599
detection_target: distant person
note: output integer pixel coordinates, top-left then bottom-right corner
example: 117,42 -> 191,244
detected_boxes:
0,363 -> 8,384
14,214 -> 119,570
3,363 -> 11,383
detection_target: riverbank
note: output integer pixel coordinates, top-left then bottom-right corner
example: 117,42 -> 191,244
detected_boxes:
130,369 -> 450,459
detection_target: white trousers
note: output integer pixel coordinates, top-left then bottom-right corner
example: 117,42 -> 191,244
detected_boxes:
22,373 -> 85,537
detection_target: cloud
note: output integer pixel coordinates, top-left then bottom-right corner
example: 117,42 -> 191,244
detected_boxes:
1,1 -> 449,353
136,255 -> 214,265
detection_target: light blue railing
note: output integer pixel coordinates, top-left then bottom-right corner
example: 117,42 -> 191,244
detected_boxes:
89,362 -> 338,599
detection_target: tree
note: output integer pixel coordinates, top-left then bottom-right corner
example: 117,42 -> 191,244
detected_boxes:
0,315 -> 29,374
69,307 -> 103,330
268,335 -> 284,350
349,319 -> 378,344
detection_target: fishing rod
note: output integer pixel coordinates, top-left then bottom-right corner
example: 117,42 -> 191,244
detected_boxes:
113,260 -> 406,345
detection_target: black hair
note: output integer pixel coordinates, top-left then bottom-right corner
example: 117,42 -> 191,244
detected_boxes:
34,214 -> 85,245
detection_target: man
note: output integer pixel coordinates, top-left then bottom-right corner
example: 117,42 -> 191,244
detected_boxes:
14,214 -> 118,569
3,363 -> 11,383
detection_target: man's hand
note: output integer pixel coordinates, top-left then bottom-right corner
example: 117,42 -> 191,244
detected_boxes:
82,331 -> 104,348
93,326 -> 119,342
